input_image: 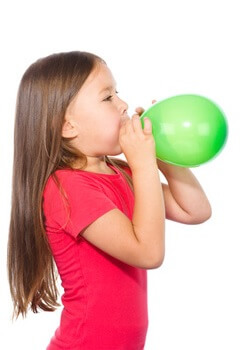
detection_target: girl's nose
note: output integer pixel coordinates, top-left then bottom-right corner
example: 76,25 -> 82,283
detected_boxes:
119,98 -> 129,116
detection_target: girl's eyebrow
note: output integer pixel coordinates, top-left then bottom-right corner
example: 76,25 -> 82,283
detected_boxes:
99,84 -> 117,94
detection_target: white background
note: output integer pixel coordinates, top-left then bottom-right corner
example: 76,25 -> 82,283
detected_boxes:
0,0 -> 249,349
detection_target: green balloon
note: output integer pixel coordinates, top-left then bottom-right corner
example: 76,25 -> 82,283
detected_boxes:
140,94 -> 228,167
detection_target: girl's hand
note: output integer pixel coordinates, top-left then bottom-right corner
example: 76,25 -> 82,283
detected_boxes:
119,113 -> 156,172
119,99 -> 158,171
135,99 -> 157,117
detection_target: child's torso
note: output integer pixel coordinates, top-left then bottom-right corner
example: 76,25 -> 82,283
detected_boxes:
43,165 -> 148,349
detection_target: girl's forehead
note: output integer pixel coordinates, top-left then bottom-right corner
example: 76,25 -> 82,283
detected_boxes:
89,63 -> 116,88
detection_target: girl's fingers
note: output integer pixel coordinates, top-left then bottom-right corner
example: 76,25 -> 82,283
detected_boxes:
135,106 -> 145,116
135,101 -> 156,116
121,114 -> 152,137
143,118 -> 152,135
120,118 -> 130,136
124,117 -> 134,135
132,114 -> 143,135
132,114 -> 152,137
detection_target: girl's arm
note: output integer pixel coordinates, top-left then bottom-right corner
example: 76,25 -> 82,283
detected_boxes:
81,115 -> 165,270
157,158 -> 212,224
81,162 -> 165,270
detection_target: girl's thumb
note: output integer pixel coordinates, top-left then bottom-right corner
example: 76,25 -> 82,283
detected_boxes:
143,118 -> 152,134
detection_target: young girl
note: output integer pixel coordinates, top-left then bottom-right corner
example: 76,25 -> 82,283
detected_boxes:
7,51 -> 211,349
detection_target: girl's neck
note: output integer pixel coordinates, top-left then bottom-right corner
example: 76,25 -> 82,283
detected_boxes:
72,156 -> 114,174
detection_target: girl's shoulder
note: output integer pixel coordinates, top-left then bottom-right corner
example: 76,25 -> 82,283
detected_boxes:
43,163 -> 132,198
43,168 -> 90,197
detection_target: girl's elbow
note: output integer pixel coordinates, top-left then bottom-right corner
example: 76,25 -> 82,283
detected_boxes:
145,250 -> 165,269
193,204 -> 212,224
148,257 -> 164,269
202,202 -> 212,222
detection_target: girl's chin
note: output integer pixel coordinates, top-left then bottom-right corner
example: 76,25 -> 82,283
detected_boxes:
107,144 -> 123,156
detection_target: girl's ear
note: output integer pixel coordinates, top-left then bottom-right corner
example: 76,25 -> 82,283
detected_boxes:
61,120 -> 78,138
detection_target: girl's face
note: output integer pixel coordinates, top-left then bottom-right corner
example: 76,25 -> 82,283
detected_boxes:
62,62 -> 129,157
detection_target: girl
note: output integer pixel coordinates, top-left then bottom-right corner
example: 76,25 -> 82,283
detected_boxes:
7,51 -> 211,349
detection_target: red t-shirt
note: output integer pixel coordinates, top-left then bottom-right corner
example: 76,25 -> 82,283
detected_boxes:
42,163 -> 148,350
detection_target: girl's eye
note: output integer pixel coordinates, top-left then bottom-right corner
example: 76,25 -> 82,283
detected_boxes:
104,91 -> 119,101
104,96 -> 113,101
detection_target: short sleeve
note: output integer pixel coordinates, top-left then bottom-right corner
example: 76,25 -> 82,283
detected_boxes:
43,171 -> 117,239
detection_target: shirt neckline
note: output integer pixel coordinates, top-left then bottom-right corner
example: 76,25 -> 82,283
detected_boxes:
74,163 -> 121,177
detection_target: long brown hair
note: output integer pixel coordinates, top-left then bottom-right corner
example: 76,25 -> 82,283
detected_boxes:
7,51 -> 133,319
